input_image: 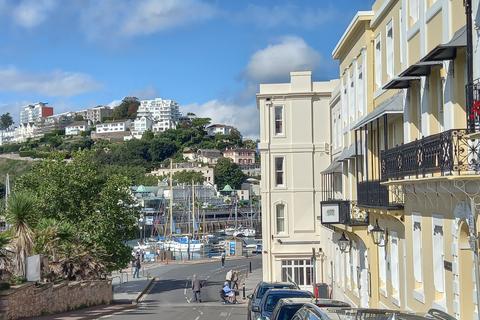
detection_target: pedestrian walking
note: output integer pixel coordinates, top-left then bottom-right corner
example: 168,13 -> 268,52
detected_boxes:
225,269 -> 233,288
191,274 -> 202,303
133,256 -> 141,278
221,252 -> 226,267
232,270 -> 239,290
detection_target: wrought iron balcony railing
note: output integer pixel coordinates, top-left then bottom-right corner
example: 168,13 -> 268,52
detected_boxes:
467,79 -> 480,131
381,129 -> 480,180
357,180 -> 404,209
320,200 -> 369,226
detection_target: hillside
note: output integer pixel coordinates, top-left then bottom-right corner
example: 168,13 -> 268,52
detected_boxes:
0,157 -> 34,195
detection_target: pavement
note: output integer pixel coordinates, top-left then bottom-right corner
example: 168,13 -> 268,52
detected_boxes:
34,255 -> 263,320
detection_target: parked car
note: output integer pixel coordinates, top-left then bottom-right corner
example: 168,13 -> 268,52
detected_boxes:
247,282 -> 299,320
291,304 -> 457,320
257,289 -> 314,320
270,298 -> 351,320
270,297 -> 350,320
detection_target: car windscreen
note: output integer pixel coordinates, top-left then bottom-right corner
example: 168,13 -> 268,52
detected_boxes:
277,305 -> 304,320
258,284 -> 296,298
265,292 -> 312,312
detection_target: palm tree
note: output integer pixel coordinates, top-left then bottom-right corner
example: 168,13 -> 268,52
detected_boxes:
5,192 -> 36,278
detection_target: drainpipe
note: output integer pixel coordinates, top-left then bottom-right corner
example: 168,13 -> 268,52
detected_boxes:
466,0 -> 475,132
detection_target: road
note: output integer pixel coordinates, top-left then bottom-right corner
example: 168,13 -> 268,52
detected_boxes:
108,256 -> 262,320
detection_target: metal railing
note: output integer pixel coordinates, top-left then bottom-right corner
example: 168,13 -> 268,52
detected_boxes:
320,200 -> 369,226
357,180 -> 404,209
381,129 -> 480,180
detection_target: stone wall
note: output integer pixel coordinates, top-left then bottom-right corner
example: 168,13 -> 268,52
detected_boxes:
0,280 -> 112,320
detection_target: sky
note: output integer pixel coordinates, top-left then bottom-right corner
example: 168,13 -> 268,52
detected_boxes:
0,0 -> 373,137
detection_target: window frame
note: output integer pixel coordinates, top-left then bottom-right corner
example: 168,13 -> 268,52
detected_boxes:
386,19 -> 394,80
274,105 -> 285,136
374,34 -> 382,89
275,203 -> 286,234
412,213 -> 424,298
274,156 -> 285,187
432,215 -> 445,300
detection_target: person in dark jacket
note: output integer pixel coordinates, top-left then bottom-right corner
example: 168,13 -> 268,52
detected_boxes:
192,274 -> 202,302
133,257 -> 141,278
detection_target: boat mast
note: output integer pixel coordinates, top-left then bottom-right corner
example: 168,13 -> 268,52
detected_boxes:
234,192 -> 238,230
169,159 -> 173,239
191,179 -> 195,240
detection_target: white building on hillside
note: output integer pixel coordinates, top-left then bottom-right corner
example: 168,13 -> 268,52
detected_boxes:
206,124 -> 236,136
96,120 -> 131,134
75,106 -> 113,124
0,128 -> 16,146
132,109 -> 154,139
139,98 -> 181,132
65,121 -> 90,136
257,71 -> 338,291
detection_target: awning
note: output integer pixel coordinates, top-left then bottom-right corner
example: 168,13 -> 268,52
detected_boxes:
351,93 -> 404,130
383,76 -> 421,89
321,161 -> 342,174
399,61 -> 443,77
337,143 -> 357,161
422,26 -> 466,62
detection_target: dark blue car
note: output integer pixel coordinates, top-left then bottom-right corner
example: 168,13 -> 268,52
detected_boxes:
257,289 -> 314,320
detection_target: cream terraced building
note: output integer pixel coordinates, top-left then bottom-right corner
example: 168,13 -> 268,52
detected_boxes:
257,71 -> 338,291
320,0 -> 480,318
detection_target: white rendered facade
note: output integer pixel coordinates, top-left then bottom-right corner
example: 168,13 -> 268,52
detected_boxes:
206,124 -> 236,136
139,98 -> 181,132
0,128 -> 16,146
132,110 -> 154,139
257,71 -> 338,291
95,120 -> 131,134
65,122 -> 89,136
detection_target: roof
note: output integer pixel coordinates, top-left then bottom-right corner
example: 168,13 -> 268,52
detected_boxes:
321,161 -> 342,174
351,93 -> 404,130
207,124 -> 234,129
221,184 -> 234,192
66,121 -> 88,127
337,143 -> 357,161
422,25 -> 466,62
332,11 -> 374,59
383,76 -> 421,90
224,148 -> 255,153
399,61 -> 443,77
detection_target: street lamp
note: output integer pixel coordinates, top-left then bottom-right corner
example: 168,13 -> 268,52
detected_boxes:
338,232 -> 350,253
370,219 -> 386,247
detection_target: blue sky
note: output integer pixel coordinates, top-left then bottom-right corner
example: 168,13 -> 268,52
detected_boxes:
0,0 -> 373,137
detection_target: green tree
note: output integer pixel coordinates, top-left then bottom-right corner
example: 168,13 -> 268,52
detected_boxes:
0,113 -> 13,130
191,117 -> 211,131
15,151 -> 139,271
5,192 -> 36,277
149,138 -> 178,163
214,158 -> 245,190
112,97 -> 139,120
142,130 -> 154,141
172,170 -> 205,184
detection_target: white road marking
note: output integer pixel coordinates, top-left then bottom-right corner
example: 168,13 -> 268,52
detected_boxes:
194,316 -> 200,320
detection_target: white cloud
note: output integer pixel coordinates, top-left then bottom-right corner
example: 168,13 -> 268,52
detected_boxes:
238,4 -> 337,29
11,0 -> 57,28
130,85 -> 158,100
0,66 -> 101,97
182,100 -> 259,138
107,100 -> 122,108
80,0 -> 216,40
244,36 -> 322,83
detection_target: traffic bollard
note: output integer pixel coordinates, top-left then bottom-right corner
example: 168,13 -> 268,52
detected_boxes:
242,284 -> 246,300
249,261 -> 252,273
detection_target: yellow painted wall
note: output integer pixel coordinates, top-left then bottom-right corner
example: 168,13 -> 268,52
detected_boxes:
426,11 -> 443,53
408,32 -> 421,65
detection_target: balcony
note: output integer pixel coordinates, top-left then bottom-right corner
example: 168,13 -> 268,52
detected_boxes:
320,200 -> 369,227
357,180 -> 404,209
381,129 -> 480,180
